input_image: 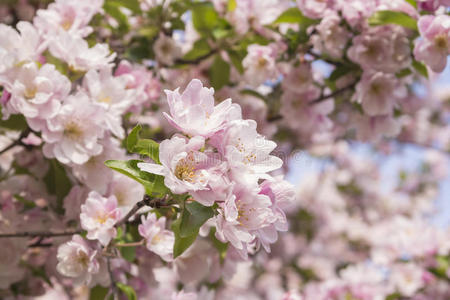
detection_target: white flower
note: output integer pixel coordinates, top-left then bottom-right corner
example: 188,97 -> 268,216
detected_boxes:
37,92 -> 106,165
56,235 -> 100,285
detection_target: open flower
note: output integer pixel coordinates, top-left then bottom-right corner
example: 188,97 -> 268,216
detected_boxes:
414,15 -> 450,73
56,235 -> 100,285
80,191 -> 121,246
163,79 -> 241,137
138,135 -> 224,205
139,213 -> 174,261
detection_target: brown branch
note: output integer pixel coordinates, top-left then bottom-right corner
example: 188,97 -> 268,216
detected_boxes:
0,128 -> 31,155
115,194 -> 169,228
308,81 -> 357,105
0,229 -> 82,238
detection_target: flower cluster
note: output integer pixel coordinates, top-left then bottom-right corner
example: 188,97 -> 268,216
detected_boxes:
0,0 -> 449,299
139,79 -> 293,258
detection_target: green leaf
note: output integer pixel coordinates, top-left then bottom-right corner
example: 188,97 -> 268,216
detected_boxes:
134,139 -> 160,164
183,39 -> 212,61
412,60 -> 428,78
126,124 -> 142,153
103,1 -> 130,32
180,202 -> 214,237
396,68 -> 412,78
120,246 -> 136,262
227,49 -> 245,74
106,0 -> 141,14
368,10 -> 418,31
44,160 -> 72,212
89,285 -> 109,300
273,7 -> 304,24
192,2 -> 219,34
171,216 -> 198,258
209,54 -> 230,90
0,113 -> 28,131
404,0 -> 417,8
105,160 -> 168,196
116,283 -> 137,300
227,0 -> 237,11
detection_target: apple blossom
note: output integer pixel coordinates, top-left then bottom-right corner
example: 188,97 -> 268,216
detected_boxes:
1,62 -> 69,120
354,71 -> 407,116
56,235 -> 101,285
33,0 -> 103,38
37,92 -> 106,165
414,15 -> 450,73
139,213 -> 174,261
80,191 -> 121,246
163,79 -> 241,137
242,44 -> 279,86
49,32 -> 115,72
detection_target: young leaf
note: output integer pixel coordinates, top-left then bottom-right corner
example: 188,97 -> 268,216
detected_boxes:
171,216 -> 198,258
412,60 -> 429,78
210,54 -> 230,90
183,39 -> 212,61
89,286 -> 109,300
44,160 -> 72,212
105,160 -> 168,196
116,283 -> 137,300
126,124 -> 142,153
273,7 -> 304,24
192,2 -> 219,34
134,139 -> 160,164
368,10 -> 418,31
180,201 -> 214,238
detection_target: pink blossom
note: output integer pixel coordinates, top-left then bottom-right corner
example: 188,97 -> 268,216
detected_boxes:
2,62 -> 69,120
49,32 -> 115,72
80,191 -> 121,246
115,60 -> 161,111
138,213 -> 174,261
153,33 -> 182,66
390,263 -> 425,297
215,119 -> 283,180
311,12 -> 351,59
414,15 -> 450,73
163,79 -> 241,137
0,21 -> 45,76
256,177 -> 295,251
354,72 -> 407,116
353,114 -> 401,142
348,25 -> 411,74
36,92 -> 106,165
215,185 -> 276,252
138,135 -> 225,205
71,138 -> 125,194
33,0 -> 104,38
337,0 -> 377,28
82,68 -> 135,138
296,0 -> 334,19
242,44 -> 279,86
56,235 -> 100,285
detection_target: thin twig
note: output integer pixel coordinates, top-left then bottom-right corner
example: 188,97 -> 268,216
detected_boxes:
115,240 -> 145,247
115,194 -> 169,228
0,128 -> 31,155
107,257 -> 118,300
0,229 -> 82,238
308,81 -> 357,105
